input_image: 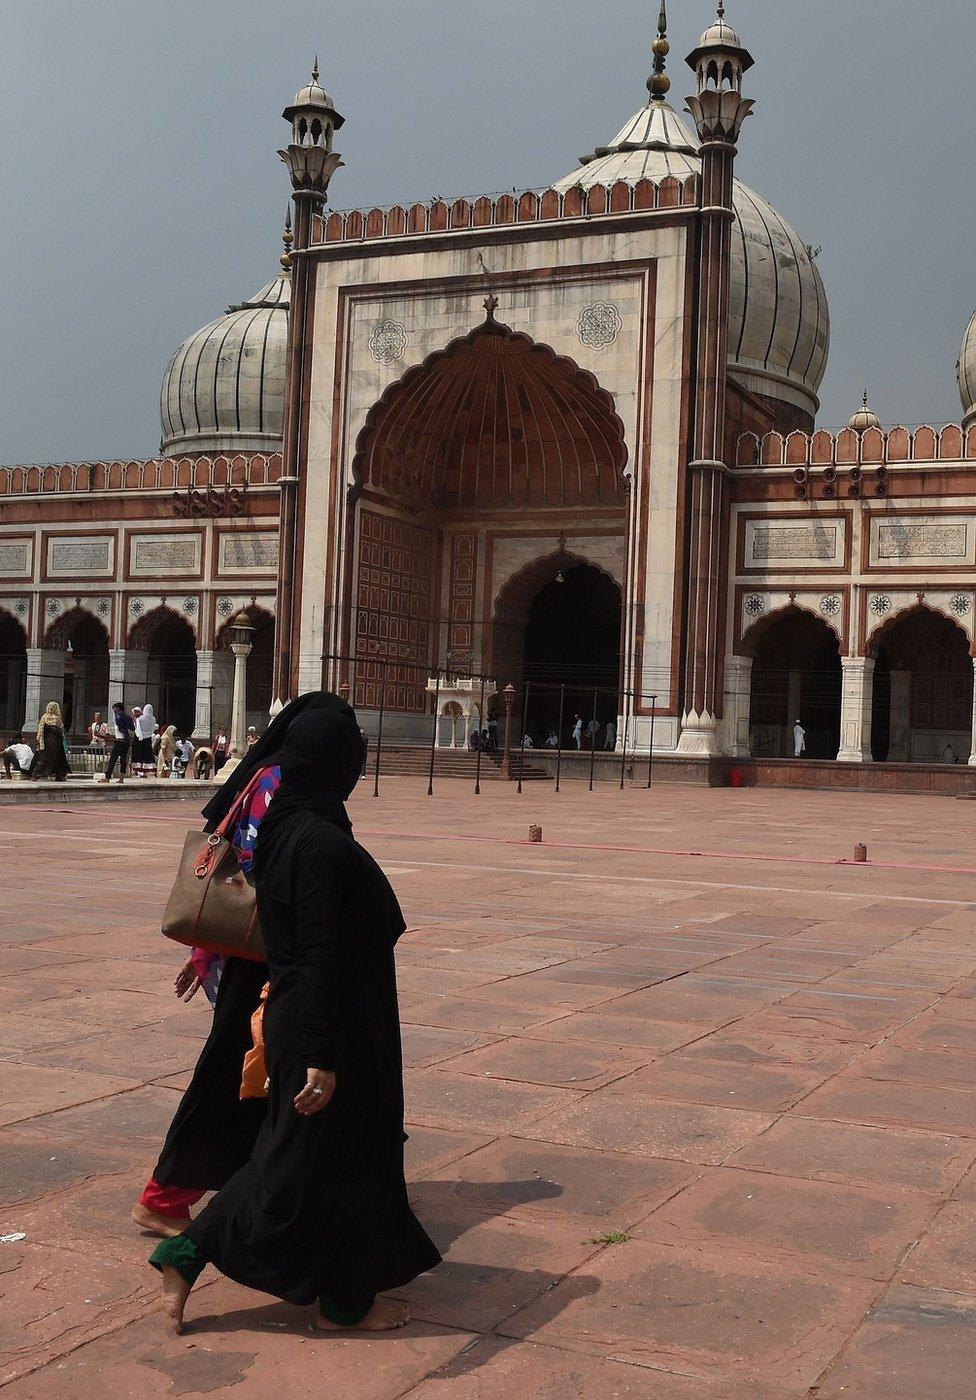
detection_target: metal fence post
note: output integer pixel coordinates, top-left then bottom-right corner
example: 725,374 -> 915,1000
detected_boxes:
588,685 -> 598,792
372,660 -> 386,798
646,694 -> 658,789
517,681 -> 530,795
555,683 -> 565,793
619,692 -> 629,789
427,668 -> 440,797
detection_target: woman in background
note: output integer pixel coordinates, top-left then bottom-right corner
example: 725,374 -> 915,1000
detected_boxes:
156,724 -> 178,779
133,703 -> 158,778
30,701 -> 69,782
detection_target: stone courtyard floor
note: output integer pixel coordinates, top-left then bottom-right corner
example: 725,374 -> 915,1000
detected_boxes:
3,779 -> 976,1396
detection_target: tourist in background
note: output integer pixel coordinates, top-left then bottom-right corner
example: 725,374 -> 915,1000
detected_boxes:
157,725 -> 178,779
212,727 -> 230,773
604,720 -> 617,751
30,702 -> 69,782
487,714 -> 498,751
2,734 -> 34,778
245,726 -> 259,750
545,729 -> 558,748
572,715 -> 583,749
88,712 -> 109,753
793,719 -> 806,759
133,703 -> 158,777
101,702 -> 134,783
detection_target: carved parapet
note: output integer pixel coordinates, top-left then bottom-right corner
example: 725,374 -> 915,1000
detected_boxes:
0,452 -> 282,498
735,425 -> 976,471
318,175 -> 700,245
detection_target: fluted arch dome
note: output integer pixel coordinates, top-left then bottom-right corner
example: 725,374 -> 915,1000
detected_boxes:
958,309 -> 976,429
553,99 -> 829,422
160,267 -> 290,457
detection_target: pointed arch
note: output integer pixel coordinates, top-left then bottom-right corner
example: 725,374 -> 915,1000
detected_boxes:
351,317 -> 629,511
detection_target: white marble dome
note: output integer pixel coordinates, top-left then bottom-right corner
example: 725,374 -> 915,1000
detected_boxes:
553,99 -> 829,421
159,266 -> 290,457
958,309 -> 976,429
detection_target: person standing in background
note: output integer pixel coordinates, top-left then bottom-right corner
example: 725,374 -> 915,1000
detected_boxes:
212,727 -> 230,774
133,703 -> 158,778
102,702 -> 134,783
30,702 -> 69,782
793,720 -> 806,759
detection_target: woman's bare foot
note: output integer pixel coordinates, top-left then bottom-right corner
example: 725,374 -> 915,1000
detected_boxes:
159,1265 -> 192,1335
315,1297 -> 411,1332
131,1203 -> 192,1238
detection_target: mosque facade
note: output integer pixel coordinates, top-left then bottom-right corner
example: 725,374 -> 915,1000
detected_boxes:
3,4 -> 976,780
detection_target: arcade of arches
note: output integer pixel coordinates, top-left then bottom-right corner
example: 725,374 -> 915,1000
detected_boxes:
730,604 -> 976,765
345,314 -> 628,738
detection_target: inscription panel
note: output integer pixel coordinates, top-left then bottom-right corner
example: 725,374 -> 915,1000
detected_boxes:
873,518 -> 973,566
219,533 -> 279,574
130,533 -> 201,576
47,536 -> 112,576
355,510 -> 434,713
0,541 -> 31,577
743,518 -> 845,571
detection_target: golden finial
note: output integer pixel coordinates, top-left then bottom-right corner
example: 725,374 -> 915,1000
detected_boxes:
280,207 -> 293,272
648,1 -> 671,99
717,2 -> 726,19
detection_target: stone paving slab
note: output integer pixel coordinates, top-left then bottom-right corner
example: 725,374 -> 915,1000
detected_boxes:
4,779 -> 976,1395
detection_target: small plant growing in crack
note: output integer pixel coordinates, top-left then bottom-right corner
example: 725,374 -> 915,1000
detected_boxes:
584,1231 -> 631,1245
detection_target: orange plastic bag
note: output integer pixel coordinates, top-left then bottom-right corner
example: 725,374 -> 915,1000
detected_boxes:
239,981 -> 271,1100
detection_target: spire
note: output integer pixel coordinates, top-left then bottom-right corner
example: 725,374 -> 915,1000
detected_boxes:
717,2 -> 725,18
647,2 -> 671,100
312,55 -> 319,83
280,207 -> 293,273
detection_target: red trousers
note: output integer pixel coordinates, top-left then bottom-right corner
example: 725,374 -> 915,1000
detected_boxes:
139,1176 -> 206,1220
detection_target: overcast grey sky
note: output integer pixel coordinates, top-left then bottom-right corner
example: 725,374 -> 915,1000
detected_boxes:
1,0 -> 972,464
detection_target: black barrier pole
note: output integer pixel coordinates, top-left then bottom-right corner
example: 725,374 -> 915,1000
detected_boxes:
646,694 -> 658,788
517,681 -> 530,795
555,684 -> 565,793
427,669 -> 440,797
372,660 -> 386,798
620,698 -> 629,789
588,686 -> 598,791
474,675 -> 486,795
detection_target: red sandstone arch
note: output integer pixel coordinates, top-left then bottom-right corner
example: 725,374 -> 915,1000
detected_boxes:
867,601 -> 973,660
126,605 -> 196,651
43,606 -> 110,653
352,316 -> 629,510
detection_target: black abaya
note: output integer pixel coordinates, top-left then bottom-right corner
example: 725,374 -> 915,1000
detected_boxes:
185,811 -> 441,1305
149,693 -> 351,1193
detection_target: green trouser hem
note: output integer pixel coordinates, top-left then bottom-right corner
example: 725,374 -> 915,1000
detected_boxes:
149,1234 -> 207,1288
318,1292 -> 375,1326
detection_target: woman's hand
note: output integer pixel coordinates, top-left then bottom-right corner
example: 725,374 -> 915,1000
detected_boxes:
294,1068 -> 336,1116
174,959 -> 202,1002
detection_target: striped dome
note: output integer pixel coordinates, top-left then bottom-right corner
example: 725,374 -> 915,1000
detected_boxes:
159,268 -> 290,457
553,100 -> 830,420
958,309 -> 976,429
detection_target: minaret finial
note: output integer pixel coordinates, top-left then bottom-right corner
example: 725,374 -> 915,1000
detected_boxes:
647,1 -> 671,100
312,54 -> 319,82
862,388 -> 869,408
281,206 -> 294,272
717,2 -> 726,18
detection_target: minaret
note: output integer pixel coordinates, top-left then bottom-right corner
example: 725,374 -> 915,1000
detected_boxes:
272,62 -> 345,708
675,5 -> 754,756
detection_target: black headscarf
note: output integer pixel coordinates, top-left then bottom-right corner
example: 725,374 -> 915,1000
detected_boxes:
254,703 -> 366,850
200,692 -> 354,832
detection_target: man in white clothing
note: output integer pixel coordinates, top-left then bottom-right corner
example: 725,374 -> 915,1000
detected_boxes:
793,720 -> 806,758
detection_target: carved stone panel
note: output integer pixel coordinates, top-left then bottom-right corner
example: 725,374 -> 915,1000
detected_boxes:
0,541 -> 31,578
130,533 -> 201,577
354,510 -> 434,713
47,536 -> 113,577
870,517 -> 974,567
743,518 -> 845,570
218,533 -> 279,574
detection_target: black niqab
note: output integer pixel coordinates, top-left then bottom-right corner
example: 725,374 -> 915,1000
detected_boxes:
200,691 -> 354,831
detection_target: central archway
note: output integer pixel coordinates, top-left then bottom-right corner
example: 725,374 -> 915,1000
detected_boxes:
492,557 -> 622,745
745,607 -> 842,759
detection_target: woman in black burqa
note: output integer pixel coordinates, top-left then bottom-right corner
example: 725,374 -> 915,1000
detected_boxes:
132,693 -> 345,1238
150,702 -> 441,1333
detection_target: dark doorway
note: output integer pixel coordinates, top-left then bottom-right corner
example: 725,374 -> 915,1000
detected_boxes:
749,609 -> 841,760
870,607 -> 972,763
521,564 -> 622,745
0,611 -> 27,734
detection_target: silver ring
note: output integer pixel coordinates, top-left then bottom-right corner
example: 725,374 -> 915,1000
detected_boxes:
310,1087 -> 324,1095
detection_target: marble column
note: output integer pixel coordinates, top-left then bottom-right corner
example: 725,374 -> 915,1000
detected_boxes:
723,655 -> 754,758
122,651 -> 149,711
837,656 -> 875,763
24,649 -> 65,734
193,650 -> 215,742
107,650 -> 127,710
888,669 -> 912,762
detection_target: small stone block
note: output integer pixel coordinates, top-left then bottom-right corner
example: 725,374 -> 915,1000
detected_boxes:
529,824 -> 543,843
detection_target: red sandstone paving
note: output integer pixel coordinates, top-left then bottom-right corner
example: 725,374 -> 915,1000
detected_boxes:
5,780 -> 976,1395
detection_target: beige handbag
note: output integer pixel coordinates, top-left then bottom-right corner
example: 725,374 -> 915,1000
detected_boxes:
161,773 -> 266,962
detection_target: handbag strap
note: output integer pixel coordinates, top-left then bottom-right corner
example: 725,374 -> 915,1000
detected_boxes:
193,768 -> 267,881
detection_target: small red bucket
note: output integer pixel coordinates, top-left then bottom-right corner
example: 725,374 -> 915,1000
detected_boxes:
729,767 -> 744,788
